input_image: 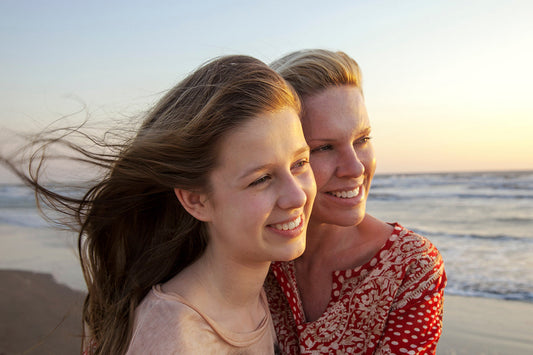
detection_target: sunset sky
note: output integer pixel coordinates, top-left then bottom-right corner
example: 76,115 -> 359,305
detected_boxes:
1,0 -> 532,180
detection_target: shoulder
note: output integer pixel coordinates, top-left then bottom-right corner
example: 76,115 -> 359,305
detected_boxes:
390,223 -> 443,267
126,287 -> 213,354
387,224 -> 447,308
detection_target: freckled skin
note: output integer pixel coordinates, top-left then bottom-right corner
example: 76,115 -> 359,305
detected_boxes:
294,85 -> 392,323
301,85 -> 376,228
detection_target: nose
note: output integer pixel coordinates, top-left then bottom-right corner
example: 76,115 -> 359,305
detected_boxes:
336,146 -> 365,178
277,175 -> 308,210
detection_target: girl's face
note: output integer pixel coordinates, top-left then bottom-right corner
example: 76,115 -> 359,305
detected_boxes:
202,107 -> 316,266
301,85 -> 376,228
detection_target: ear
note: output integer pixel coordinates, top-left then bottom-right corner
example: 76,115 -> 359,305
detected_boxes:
174,188 -> 212,222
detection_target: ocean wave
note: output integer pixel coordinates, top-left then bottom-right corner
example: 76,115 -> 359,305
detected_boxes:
495,216 -> 533,223
412,228 -> 533,243
373,171 -> 533,192
455,193 -> 533,200
0,185 -> 38,208
0,210 -> 49,228
0,183 -> 86,209
445,287 -> 533,303
367,193 -> 404,201
369,191 -> 533,201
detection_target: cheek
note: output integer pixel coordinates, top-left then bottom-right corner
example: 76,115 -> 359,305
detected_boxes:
301,171 -> 317,201
214,192 -> 259,221
242,193 -> 277,221
359,146 -> 376,175
309,156 -> 333,189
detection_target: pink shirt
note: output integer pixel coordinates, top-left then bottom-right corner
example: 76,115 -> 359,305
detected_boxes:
126,285 -> 278,354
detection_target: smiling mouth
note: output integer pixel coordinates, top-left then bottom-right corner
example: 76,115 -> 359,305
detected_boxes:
272,216 -> 302,231
327,187 -> 360,199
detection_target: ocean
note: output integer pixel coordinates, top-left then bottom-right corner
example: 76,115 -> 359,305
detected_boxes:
1,170 -> 532,302
367,170 -> 533,302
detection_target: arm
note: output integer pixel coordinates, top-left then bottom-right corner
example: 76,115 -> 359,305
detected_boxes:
376,243 -> 447,355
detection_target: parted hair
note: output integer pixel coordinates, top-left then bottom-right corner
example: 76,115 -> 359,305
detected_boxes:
270,49 -> 363,97
2,55 -> 300,354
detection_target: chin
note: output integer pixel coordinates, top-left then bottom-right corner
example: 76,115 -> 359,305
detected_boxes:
335,215 -> 365,227
274,244 -> 306,262
314,207 -> 367,227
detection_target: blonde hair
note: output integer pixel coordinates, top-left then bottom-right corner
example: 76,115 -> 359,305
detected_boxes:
271,49 -> 363,97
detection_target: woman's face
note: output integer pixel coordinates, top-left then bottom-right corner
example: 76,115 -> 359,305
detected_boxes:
301,85 -> 376,227
203,107 -> 316,265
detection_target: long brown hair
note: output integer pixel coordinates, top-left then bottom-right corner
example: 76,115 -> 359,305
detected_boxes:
2,55 -> 300,354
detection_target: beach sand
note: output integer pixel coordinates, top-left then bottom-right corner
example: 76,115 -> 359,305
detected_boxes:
0,270 -> 85,355
438,294 -> 533,355
1,269 -> 532,355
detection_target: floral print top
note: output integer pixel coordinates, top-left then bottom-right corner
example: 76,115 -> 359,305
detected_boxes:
265,223 -> 446,355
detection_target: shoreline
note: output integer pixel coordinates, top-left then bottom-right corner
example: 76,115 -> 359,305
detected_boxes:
2,269 -> 533,354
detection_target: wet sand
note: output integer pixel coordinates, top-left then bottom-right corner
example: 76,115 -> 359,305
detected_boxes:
0,270 -> 85,355
1,269 -> 533,354
437,294 -> 533,354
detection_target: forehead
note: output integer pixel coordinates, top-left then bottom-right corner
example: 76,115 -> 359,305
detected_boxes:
301,85 -> 369,137
213,108 -> 306,175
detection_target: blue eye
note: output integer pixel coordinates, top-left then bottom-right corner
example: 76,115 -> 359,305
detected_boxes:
311,144 -> 332,153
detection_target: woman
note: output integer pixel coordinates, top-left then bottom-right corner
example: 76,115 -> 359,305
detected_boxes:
3,55 -> 316,354
265,50 -> 446,354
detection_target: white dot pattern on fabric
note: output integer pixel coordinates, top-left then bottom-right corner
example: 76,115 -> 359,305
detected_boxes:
265,223 -> 446,354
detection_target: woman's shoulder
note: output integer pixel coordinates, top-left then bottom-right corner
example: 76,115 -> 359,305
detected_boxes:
386,223 -> 445,284
364,221 -> 445,281
136,285 -> 200,317
127,286 -> 212,354
359,216 -> 441,263
383,224 -> 447,312
387,223 -> 440,254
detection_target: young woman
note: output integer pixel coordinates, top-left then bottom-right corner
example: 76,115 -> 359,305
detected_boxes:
265,49 -> 446,354
3,55 -> 316,354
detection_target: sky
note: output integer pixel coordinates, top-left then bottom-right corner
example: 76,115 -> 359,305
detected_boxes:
1,0 -> 532,181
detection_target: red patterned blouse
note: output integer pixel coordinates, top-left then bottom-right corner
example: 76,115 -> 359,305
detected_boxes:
265,223 -> 446,355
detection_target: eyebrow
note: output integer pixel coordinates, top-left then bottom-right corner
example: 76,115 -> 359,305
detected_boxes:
357,127 -> 372,138
307,126 -> 372,143
237,144 -> 310,181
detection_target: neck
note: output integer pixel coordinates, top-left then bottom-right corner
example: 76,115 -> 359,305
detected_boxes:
164,244 -> 270,332
296,214 -> 382,271
297,222 -> 358,265
191,247 -> 270,307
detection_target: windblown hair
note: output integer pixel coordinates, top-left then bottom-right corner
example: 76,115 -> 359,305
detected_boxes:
2,55 -> 300,354
270,49 -> 363,98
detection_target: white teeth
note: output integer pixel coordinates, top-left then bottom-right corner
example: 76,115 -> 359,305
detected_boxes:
274,216 -> 302,231
330,187 -> 359,199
